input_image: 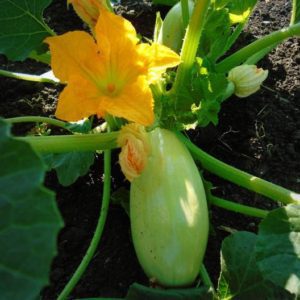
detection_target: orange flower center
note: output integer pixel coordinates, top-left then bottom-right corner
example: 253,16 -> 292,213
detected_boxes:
107,83 -> 116,93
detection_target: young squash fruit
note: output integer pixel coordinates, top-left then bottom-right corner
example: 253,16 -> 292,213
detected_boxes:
130,128 -> 209,287
157,0 -> 194,53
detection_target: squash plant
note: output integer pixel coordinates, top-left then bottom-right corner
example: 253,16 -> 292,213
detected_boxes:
0,0 -> 300,299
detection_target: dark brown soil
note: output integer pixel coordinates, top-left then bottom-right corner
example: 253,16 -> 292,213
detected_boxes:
0,0 -> 299,299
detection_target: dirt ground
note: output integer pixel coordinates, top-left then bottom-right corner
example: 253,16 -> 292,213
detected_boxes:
0,0 -> 299,299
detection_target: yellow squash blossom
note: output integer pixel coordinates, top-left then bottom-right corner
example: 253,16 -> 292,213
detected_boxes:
118,123 -> 150,182
228,64 -> 268,98
45,7 -> 180,125
67,0 -> 108,29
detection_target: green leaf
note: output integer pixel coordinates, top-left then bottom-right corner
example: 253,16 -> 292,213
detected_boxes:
200,9 -> 231,61
190,71 -> 228,127
152,0 -> 179,6
65,118 -> 93,134
227,0 -> 257,24
201,0 -> 257,61
43,119 -> 94,186
44,151 -> 95,186
0,119 -> 63,300
0,0 -> 53,61
126,283 -> 213,300
111,187 -> 130,217
214,0 -> 230,9
218,231 -> 293,299
256,205 -> 300,296
291,0 -> 300,24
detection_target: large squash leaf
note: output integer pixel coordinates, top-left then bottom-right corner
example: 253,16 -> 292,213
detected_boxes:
43,118 -> 95,186
218,231 -> 293,299
44,151 -> 95,186
0,0 -> 53,61
256,205 -> 300,296
0,119 -> 63,300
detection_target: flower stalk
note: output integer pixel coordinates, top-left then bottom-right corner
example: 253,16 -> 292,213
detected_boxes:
17,132 -> 118,153
171,0 -> 210,93
57,148 -> 112,300
180,0 -> 190,28
6,116 -> 69,131
209,195 -> 268,218
178,133 -> 300,205
216,23 -> 300,73
0,69 -> 58,84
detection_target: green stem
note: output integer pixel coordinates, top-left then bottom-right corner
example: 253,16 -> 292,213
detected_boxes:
0,69 -> 58,84
57,148 -> 112,300
290,0 -> 297,25
106,0 -> 114,12
177,133 -> 300,205
209,195 -> 268,218
17,132 -> 119,153
29,50 -> 51,65
6,116 -> 70,131
180,0 -> 190,28
199,264 -> 216,295
216,23 -> 300,73
172,0 -> 210,93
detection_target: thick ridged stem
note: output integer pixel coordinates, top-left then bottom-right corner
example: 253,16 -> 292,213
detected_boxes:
178,133 -> 300,205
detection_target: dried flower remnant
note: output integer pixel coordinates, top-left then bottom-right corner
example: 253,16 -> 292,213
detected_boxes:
117,124 -> 150,182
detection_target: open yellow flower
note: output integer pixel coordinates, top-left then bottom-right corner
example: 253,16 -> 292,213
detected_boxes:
45,7 -> 180,125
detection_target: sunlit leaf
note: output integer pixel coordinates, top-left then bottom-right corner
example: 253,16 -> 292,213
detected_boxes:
0,0 -> 53,61
0,119 -> 63,300
201,0 -> 257,61
227,0 -> 257,24
218,231 -> 293,299
256,205 -> 300,296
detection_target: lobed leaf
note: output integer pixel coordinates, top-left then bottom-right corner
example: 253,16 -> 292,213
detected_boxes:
44,151 -> 95,186
218,231 -> 293,299
201,0 -> 257,61
256,205 -> 300,296
43,118 -> 95,186
0,0 -> 53,61
0,119 -> 63,300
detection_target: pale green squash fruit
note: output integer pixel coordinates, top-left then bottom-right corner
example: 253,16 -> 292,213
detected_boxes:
157,0 -> 194,53
130,128 -> 209,287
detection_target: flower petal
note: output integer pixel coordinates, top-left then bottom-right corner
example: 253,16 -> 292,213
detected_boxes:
95,6 -> 138,56
45,31 -> 104,83
101,76 -> 154,126
55,78 -> 101,121
138,42 -> 181,83
94,7 -> 143,86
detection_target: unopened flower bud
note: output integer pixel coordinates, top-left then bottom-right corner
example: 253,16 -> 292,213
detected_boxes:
228,64 -> 268,98
117,124 -> 150,182
67,0 -> 109,29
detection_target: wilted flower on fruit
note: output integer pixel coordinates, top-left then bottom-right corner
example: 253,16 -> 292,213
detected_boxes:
117,124 -> 150,182
67,0 -> 109,29
228,64 -> 268,98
